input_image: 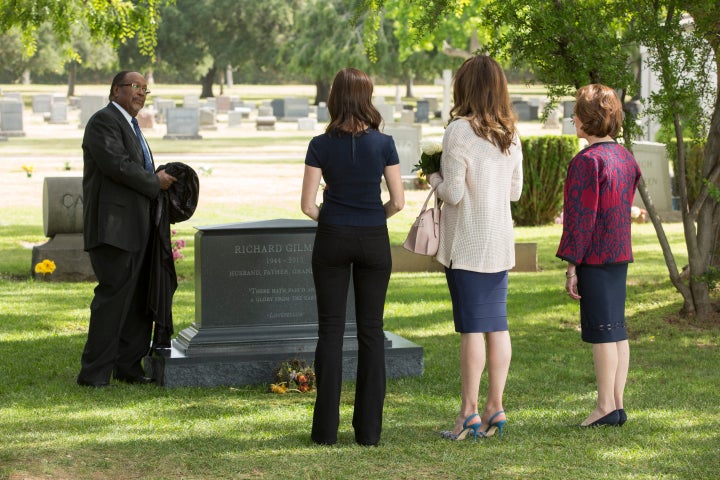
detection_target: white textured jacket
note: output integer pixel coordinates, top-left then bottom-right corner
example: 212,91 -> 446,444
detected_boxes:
434,119 -> 523,273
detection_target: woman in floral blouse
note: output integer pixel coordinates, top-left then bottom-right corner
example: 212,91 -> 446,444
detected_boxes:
557,83 -> 641,427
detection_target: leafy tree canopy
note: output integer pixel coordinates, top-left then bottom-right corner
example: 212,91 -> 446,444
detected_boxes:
0,0 -> 173,61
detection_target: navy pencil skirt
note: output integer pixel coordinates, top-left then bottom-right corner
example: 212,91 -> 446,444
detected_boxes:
577,263 -> 629,344
445,268 -> 509,333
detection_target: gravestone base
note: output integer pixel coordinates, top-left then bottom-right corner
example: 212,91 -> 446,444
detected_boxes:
1,130 -> 25,137
31,233 -> 95,281
145,330 -> 423,388
163,133 -> 203,140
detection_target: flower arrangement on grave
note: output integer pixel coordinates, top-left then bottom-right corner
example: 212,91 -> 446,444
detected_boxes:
34,259 -> 56,277
270,359 -> 316,394
21,165 -> 34,178
413,141 -> 442,177
171,230 -> 185,262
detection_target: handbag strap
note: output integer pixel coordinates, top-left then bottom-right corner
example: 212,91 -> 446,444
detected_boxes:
420,186 -> 438,213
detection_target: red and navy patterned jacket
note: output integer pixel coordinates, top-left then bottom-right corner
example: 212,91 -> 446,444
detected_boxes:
556,141 -> 642,266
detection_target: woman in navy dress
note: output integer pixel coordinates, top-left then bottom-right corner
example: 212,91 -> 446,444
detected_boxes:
557,83 -> 641,427
301,68 -> 405,446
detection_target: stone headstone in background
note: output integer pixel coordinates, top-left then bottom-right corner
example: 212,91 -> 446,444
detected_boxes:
563,100 -> 576,118
228,110 -> 243,127
513,100 -> 531,121
543,106 -> 561,129
376,103 -> 395,125
270,98 -> 285,118
147,219 -> 423,387
136,108 -> 156,129
562,118 -> 575,135
79,95 -> 106,128
215,95 -> 231,113
183,94 -> 201,108
271,98 -> 310,121
0,99 -> 25,136
297,117 -> 316,130
199,107 -> 217,130
164,107 -> 202,140
424,97 -> 439,117
48,95 -> 68,124
283,98 -> 310,120
317,102 -> 329,122
399,110 -> 415,124
31,177 -> 94,282
384,124 -> 421,177
415,100 -> 430,123
204,97 -> 217,110
154,98 -> 176,124
632,141 -> 672,211
3,92 -> 22,102
32,94 -> 53,115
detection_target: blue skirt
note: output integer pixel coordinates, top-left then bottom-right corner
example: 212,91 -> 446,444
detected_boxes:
445,268 -> 508,333
577,263 -> 628,344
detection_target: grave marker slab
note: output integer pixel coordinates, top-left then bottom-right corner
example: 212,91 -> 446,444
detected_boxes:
384,124 -> 421,176
164,107 -> 202,140
0,100 -> 25,136
147,219 -> 423,387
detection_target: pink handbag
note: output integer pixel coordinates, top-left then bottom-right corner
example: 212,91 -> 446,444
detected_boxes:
403,186 -> 441,256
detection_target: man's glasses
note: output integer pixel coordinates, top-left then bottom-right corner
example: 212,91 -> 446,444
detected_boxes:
118,83 -> 151,94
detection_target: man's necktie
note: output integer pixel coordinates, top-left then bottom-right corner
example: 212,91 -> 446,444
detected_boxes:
131,117 -> 154,173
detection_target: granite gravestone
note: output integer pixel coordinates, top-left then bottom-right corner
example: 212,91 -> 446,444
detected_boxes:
79,95 -> 106,128
149,219 -> 423,387
164,107 -> 202,140
415,100 -> 430,123
31,177 -> 94,281
384,124 -> 421,177
0,100 -> 25,136
32,94 -> 53,115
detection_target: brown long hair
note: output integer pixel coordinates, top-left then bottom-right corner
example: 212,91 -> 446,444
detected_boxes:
449,55 -> 517,154
574,84 -> 623,138
325,68 -> 382,136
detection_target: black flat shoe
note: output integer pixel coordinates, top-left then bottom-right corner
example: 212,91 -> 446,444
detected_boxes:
582,410 -> 621,427
617,408 -> 627,426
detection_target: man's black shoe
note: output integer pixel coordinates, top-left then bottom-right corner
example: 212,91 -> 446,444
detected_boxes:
77,378 -> 114,388
115,375 -> 155,385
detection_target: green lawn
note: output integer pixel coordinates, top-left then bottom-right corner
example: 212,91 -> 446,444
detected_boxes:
0,112 -> 717,478
1,213 -> 718,479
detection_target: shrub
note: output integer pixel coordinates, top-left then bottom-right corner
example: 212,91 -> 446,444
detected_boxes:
512,135 -> 579,226
666,139 -> 704,208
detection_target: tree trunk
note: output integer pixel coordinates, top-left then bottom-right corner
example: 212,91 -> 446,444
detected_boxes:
405,74 -> 414,98
200,66 -> 216,98
314,79 -> 330,105
67,62 -> 77,98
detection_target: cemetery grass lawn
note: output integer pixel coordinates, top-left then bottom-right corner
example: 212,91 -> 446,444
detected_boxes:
1,218 -> 720,479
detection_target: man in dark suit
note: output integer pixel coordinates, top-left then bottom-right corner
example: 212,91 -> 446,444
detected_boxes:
77,71 -> 176,387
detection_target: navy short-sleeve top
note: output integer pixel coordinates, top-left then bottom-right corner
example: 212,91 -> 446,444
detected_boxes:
304,129 -> 399,226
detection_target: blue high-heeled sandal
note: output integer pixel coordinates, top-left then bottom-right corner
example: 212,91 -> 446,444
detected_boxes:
482,410 -> 507,438
440,413 -> 483,442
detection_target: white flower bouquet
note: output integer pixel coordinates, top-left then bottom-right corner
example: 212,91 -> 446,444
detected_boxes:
413,141 -> 442,176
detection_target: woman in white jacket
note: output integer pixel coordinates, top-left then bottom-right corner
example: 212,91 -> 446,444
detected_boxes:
428,55 -> 523,442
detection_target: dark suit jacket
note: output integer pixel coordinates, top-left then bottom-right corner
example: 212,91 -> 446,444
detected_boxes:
82,103 -> 160,252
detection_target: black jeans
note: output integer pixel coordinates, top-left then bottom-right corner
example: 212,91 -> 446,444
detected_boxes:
310,223 -> 392,445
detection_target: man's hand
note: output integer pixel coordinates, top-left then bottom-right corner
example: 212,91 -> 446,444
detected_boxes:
157,169 -> 177,190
